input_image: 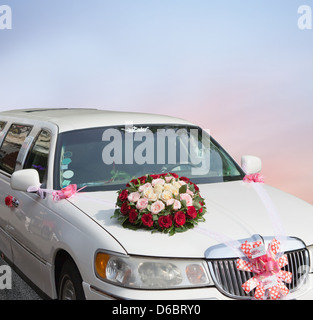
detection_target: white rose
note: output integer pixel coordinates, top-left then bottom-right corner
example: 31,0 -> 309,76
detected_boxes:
161,190 -> 173,201
163,183 -> 172,191
152,178 -> 165,187
153,183 -> 164,195
170,185 -> 179,196
143,187 -> 157,201
172,181 -> 181,189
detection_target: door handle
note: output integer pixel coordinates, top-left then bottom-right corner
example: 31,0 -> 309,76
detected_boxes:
12,198 -> 19,208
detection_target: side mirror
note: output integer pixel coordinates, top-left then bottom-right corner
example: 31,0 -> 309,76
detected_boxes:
11,169 -> 40,192
241,155 -> 262,174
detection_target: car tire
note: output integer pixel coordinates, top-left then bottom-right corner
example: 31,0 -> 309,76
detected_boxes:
58,258 -> 85,300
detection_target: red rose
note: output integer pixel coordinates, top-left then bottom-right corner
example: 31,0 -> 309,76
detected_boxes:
150,174 -> 160,179
186,206 -> 197,219
120,202 -> 131,215
118,189 -> 128,201
190,182 -> 199,191
129,209 -> 138,224
138,176 -> 146,184
174,211 -> 186,227
128,178 -> 138,186
158,215 -> 173,229
180,176 -> 190,183
169,172 -> 178,178
141,213 -> 153,227
5,195 -> 13,208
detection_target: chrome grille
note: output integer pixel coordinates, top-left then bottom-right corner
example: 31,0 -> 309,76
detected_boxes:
207,249 -> 310,299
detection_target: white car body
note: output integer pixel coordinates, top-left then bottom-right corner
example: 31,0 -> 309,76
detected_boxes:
0,108 -> 313,300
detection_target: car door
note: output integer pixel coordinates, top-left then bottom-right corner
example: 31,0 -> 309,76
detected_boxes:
0,122 -> 33,261
7,129 -> 54,291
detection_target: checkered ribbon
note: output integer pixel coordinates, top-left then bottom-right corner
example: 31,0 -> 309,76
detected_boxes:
236,238 -> 292,300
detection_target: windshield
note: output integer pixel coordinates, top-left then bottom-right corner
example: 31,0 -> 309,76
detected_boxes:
54,124 -> 245,191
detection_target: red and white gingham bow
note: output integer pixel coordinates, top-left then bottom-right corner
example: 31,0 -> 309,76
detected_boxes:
236,238 -> 292,300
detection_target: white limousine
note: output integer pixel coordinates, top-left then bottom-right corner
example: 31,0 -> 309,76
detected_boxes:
0,108 -> 313,300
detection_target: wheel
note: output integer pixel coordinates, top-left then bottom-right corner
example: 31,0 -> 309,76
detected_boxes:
58,258 -> 85,300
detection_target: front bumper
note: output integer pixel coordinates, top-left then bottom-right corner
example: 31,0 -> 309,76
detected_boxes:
82,273 -> 313,300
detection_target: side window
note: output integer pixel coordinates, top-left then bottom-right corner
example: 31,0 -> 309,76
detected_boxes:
0,124 -> 32,175
0,121 -> 6,131
0,121 -> 7,147
24,130 -> 51,182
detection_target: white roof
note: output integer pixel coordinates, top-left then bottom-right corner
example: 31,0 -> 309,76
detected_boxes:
0,108 -> 194,133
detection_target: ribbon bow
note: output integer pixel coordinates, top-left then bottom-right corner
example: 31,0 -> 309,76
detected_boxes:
236,238 -> 292,300
243,173 -> 264,183
27,184 -> 85,200
52,184 -> 79,201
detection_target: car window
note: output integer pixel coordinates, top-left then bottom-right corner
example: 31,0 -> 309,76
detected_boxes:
0,121 -> 7,147
24,129 -> 51,182
0,121 -> 6,131
54,125 -> 245,191
0,123 -> 33,175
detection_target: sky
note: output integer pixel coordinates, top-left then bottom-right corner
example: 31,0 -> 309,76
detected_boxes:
0,0 -> 313,204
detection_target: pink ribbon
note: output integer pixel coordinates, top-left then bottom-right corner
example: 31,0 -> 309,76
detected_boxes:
265,260 -> 280,273
27,184 -> 85,200
52,184 -> 86,201
243,173 -> 264,183
27,185 -> 49,199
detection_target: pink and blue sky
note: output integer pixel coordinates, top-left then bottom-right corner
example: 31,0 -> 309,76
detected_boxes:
1,0 -> 313,204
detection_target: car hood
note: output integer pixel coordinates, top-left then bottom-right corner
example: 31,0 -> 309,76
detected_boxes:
68,181 -> 313,258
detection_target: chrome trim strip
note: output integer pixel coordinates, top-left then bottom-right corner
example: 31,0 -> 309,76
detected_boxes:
89,285 -> 123,300
205,235 -> 306,260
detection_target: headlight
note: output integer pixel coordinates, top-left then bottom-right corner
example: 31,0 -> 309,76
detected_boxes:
306,245 -> 313,273
95,251 -> 212,289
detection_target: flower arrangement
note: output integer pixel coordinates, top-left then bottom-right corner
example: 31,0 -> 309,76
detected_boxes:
4,195 -> 19,208
113,173 -> 207,235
